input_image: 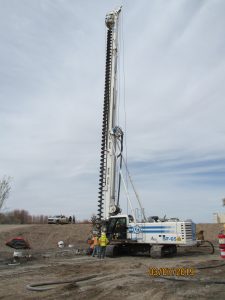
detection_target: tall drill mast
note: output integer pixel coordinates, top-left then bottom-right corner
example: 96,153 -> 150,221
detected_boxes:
96,8 -> 197,259
98,7 -> 122,220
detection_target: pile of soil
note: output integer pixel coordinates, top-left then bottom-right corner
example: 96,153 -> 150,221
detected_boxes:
196,223 -> 224,242
0,224 -> 92,255
0,223 -> 224,255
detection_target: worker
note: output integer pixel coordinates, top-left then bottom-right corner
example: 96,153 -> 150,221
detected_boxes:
86,232 -> 93,255
91,234 -> 99,257
98,232 -> 109,259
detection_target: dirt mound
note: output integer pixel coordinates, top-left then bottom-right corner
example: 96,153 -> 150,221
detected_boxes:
196,223 -> 224,242
0,224 -> 92,254
0,223 -> 223,255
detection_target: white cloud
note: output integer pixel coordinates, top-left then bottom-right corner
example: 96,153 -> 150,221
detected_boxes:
0,0 -> 225,222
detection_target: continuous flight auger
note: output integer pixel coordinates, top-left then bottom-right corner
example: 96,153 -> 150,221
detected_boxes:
96,8 -> 199,259
98,29 -> 113,220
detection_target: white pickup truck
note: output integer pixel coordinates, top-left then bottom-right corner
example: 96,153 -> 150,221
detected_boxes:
48,215 -> 70,224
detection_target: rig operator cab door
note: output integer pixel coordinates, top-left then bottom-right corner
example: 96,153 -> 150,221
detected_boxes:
107,216 -> 128,241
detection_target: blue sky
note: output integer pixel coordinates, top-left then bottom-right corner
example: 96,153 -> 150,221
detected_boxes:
0,0 -> 224,222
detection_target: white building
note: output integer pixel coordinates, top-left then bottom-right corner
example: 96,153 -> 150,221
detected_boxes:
213,213 -> 225,223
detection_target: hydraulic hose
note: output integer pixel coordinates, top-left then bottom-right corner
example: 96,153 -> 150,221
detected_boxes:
158,276 -> 225,284
26,274 -> 97,291
116,132 -> 123,206
156,261 -> 225,284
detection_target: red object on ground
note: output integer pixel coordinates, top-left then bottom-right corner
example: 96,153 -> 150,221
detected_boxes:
218,234 -> 225,258
5,236 -> 31,249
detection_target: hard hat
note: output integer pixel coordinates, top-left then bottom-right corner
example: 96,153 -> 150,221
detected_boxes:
58,241 -> 64,248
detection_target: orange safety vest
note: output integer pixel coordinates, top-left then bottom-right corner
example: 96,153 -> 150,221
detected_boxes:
92,236 -> 99,246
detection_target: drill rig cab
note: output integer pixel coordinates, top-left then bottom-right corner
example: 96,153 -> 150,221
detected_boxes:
97,7 -> 197,258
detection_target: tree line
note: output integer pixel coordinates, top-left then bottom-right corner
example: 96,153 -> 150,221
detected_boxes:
0,209 -> 48,224
0,209 -> 95,224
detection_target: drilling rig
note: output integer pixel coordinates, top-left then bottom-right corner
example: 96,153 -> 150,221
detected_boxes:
97,7 -> 197,258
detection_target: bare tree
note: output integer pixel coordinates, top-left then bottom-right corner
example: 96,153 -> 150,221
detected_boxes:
90,214 -> 98,226
0,176 -> 11,211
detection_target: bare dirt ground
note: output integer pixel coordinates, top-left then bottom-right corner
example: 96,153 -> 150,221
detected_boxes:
0,224 -> 225,300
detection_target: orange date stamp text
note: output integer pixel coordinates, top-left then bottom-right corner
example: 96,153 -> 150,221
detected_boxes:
148,267 -> 196,277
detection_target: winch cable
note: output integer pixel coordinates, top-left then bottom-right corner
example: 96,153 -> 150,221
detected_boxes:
97,28 -> 113,220
116,139 -> 147,222
121,10 -> 128,192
